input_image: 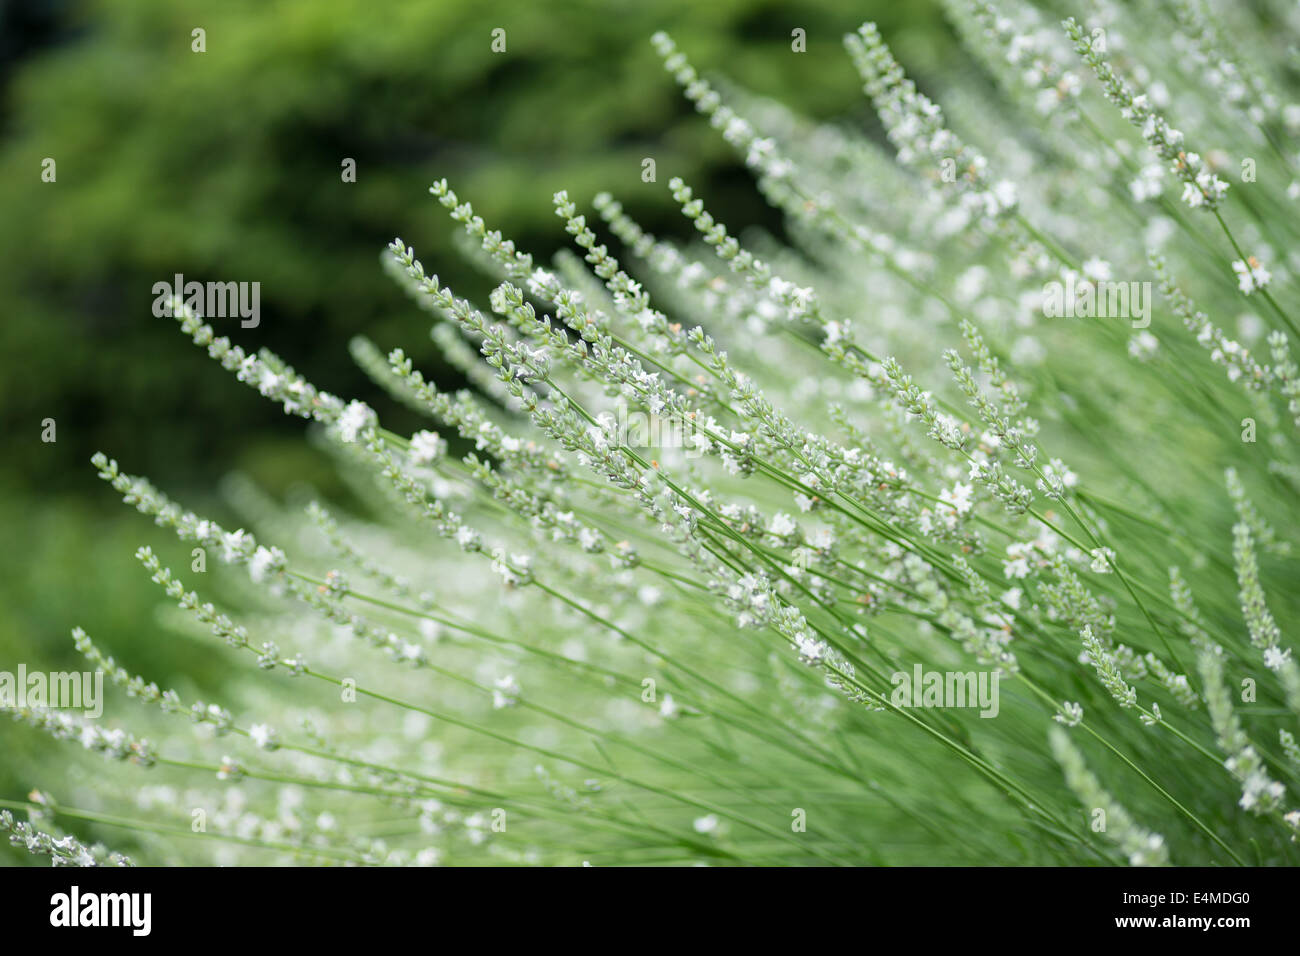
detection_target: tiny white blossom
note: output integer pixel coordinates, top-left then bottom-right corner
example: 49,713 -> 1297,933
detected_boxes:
248,545 -> 284,583
692,813 -> 720,835
338,400 -> 374,443
1054,701 -> 1083,726
1263,647 -> 1292,671
221,529 -> 250,563
939,482 -> 974,515
492,675 -> 521,710
249,724 -> 279,751
1081,257 -> 1112,282
1231,257 -> 1271,294
1089,547 -> 1116,573
769,512 -> 797,537
1128,331 -> 1159,361
409,430 -> 447,464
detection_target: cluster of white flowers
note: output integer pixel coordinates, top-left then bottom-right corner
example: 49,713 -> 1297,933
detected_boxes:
1231,257 -> 1271,295
1066,18 -> 1229,210
1049,727 -> 1170,866
409,429 -> 448,464
1198,645 -> 1291,818
847,22 -> 1020,225
1,810 -> 132,867
11,5 -> 1300,869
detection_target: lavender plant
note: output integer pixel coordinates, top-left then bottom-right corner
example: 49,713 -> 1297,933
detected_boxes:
6,1 -> 1300,866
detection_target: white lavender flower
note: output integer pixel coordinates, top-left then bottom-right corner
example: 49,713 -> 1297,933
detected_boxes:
409,429 -> 448,464
1232,257 -> 1272,295
1050,727 -> 1170,865
1198,644 -> 1288,816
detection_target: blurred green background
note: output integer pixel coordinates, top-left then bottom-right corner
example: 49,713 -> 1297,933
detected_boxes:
0,0 -> 961,851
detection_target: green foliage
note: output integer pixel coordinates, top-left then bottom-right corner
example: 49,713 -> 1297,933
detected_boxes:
0,0 -> 951,491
